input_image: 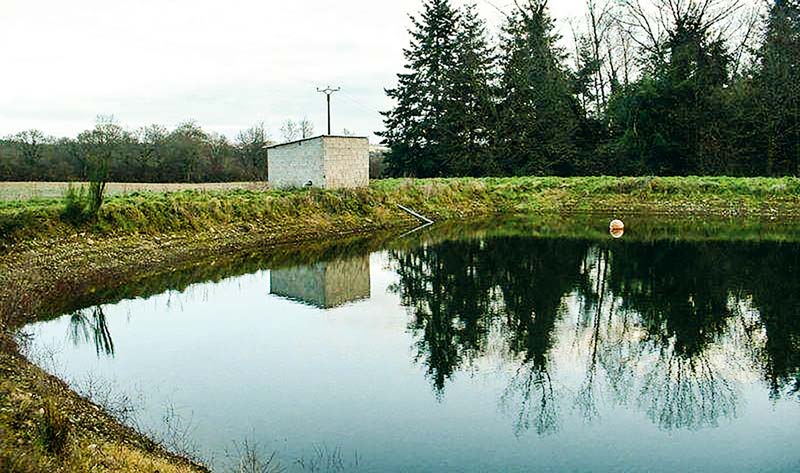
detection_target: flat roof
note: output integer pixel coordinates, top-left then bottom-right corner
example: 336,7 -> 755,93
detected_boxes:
266,134 -> 368,149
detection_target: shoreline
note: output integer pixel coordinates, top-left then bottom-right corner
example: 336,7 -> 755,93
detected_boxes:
1,219 -> 412,472
2,176 -> 800,471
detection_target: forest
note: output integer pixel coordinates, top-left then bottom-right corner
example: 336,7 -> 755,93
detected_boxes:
381,0 -> 800,177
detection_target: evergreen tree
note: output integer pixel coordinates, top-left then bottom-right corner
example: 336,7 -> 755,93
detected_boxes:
572,35 -> 612,175
379,0 -> 461,177
494,0 -> 580,176
379,0 -> 495,177
755,0 -> 800,176
446,4 -> 498,176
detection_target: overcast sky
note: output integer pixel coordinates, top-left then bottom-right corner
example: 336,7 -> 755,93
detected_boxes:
0,1 -> 588,142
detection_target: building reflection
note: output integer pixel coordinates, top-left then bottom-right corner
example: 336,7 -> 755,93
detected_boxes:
270,255 -> 371,309
66,254 -> 373,358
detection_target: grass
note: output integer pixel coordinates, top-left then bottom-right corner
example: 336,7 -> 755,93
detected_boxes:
2,176 -> 800,247
0,181 -> 269,201
0,350 -> 202,472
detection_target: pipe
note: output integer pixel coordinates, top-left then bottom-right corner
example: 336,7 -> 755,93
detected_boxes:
397,204 -> 434,225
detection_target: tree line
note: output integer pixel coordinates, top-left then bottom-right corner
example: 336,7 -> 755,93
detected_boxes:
380,0 -> 800,177
0,117 -> 317,183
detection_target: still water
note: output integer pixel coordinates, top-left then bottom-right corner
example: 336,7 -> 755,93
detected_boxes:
23,217 -> 800,472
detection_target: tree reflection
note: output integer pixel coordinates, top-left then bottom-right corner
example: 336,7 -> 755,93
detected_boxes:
738,243 -> 800,400
390,234 -> 800,434
500,362 -> 558,436
573,247 -> 612,423
606,242 -> 735,358
69,306 -> 114,357
638,352 -> 738,430
605,242 -> 740,429
493,238 -> 588,435
391,236 -> 588,432
391,239 -> 497,394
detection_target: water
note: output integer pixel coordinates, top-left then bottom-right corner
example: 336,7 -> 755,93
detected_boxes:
22,216 -> 800,472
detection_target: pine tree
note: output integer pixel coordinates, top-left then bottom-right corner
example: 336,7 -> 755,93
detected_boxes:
379,0 -> 461,177
494,0 -> 580,176
756,0 -> 800,176
379,0 -> 495,177
445,3 -> 498,176
661,16 -> 731,175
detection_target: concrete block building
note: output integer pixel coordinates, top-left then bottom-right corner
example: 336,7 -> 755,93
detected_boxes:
267,135 -> 369,189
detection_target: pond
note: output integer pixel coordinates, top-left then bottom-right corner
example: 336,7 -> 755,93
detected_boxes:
22,216 -> 800,472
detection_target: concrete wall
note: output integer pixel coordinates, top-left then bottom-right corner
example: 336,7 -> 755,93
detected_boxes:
267,136 -> 369,189
267,137 -> 325,189
323,137 -> 370,189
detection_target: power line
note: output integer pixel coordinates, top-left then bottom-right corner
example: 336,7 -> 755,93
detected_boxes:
476,0 -> 511,18
340,91 -> 374,114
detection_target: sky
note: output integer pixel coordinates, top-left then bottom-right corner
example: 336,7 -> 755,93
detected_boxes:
0,1 -> 588,142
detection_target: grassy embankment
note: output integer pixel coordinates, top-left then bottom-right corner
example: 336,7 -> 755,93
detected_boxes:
1,176 -> 800,472
3,176 -> 800,246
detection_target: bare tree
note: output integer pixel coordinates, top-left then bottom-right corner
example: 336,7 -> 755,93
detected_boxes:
236,123 -> 270,180
727,2 -> 764,76
77,115 -> 131,214
609,14 -> 635,87
587,0 -> 616,108
570,0 -> 638,113
511,0 -> 547,20
616,0 -> 751,67
280,120 -> 299,142
14,129 -> 47,179
298,116 -> 315,139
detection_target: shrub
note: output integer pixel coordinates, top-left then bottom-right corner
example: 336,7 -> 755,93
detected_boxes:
61,184 -> 90,225
61,178 -> 107,225
36,398 -> 70,455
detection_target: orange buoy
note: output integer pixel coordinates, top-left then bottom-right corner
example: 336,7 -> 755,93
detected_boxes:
609,219 -> 625,239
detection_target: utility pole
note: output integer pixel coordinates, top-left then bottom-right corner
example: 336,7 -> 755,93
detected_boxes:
316,86 -> 340,135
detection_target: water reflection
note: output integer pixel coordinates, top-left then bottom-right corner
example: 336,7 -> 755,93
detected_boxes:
69,306 -> 114,357
270,255 -> 371,309
58,222 -> 800,442
390,236 -> 800,433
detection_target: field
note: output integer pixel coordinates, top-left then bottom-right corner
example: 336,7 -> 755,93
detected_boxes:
0,181 -> 269,201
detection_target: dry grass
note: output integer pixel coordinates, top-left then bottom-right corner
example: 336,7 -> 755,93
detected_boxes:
65,442 -> 201,472
0,348 -> 207,472
0,182 -> 269,201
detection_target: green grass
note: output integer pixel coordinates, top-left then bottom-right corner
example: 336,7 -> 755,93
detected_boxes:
0,181 -> 268,201
2,176 -> 799,247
